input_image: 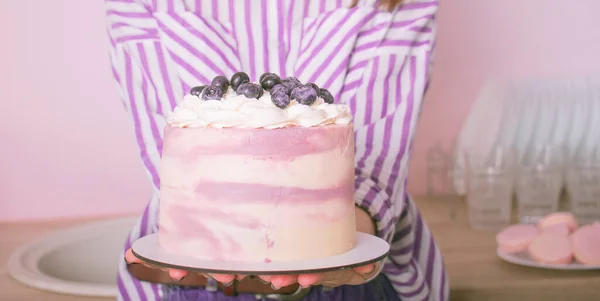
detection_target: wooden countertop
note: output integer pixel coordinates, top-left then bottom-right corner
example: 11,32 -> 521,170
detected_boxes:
1,197 -> 599,301
418,196 -> 600,301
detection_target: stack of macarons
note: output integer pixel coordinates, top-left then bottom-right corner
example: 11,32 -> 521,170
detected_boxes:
496,212 -> 600,265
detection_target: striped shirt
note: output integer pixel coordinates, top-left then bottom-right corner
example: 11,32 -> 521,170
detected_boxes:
105,0 -> 447,300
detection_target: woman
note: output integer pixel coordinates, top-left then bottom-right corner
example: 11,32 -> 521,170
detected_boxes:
105,0 -> 447,300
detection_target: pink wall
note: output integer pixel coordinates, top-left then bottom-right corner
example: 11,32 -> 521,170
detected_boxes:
0,0 -> 152,222
409,0 -> 600,196
1,0 -> 599,221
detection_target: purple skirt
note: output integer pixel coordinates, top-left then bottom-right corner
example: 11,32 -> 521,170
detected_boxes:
163,274 -> 400,301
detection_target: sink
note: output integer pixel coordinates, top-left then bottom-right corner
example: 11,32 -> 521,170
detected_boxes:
7,217 -> 136,297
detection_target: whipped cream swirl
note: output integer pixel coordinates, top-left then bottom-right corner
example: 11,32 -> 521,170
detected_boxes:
167,88 -> 353,129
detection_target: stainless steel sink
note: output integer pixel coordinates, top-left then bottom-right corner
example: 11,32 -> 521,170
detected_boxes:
8,217 -> 136,297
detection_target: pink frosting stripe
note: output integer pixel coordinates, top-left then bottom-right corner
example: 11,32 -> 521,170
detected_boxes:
162,124 -> 353,159
190,179 -> 354,204
161,207 -> 226,259
160,204 -> 246,260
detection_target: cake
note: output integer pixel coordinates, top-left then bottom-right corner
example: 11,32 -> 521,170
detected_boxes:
158,72 -> 356,262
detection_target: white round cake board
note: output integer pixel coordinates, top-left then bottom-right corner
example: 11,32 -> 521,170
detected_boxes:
496,248 -> 600,271
132,232 -> 389,275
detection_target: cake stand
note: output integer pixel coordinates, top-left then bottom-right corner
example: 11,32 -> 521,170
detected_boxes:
131,232 -> 389,275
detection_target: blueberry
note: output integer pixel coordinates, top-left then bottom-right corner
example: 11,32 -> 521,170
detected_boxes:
319,88 -> 334,104
306,83 -> 320,94
260,72 -> 275,83
230,72 -> 250,91
291,84 -> 317,101
280,81 -> 296,94
282,77 -> 302,88
271,84 -> 292,95
290,85 -> 318,106
236,83 -> 264,99
271,91 -> 291,109
260,74 -> 282,91
211,75 -> 230,93
201,85 -> 224,101
190,85 -> 206,97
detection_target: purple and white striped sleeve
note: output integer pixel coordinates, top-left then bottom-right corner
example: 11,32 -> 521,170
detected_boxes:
105,0 -> 183,191
352,23 -> 435,244
106,0 -> 158,44
352,52 -> 422,242
351,2 -> 446,300
105,1 -> 171,300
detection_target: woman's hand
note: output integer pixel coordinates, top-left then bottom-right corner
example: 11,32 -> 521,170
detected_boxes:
125,248 -> 380,288
260,205 -> 380,289
124,248 -> 190,281
125,248 -> 249,286
256,261 -> 380,289
124,206 -> 379,288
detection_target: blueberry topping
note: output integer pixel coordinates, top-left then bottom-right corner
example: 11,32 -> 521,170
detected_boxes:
260,74 -> 282,91
280,81 -> 296,94
271,91 -> 291,109
201,85 -> 224,100
260,72 -> 275,83
291,84 -> 317,100
236,83 -> 264,99
306,83 -> 320,94
271,84 -> 292,95
190,85 -> 207,97
290,85 -> 318,106
230,72 -> 250,91
211,75 -> 230,93
282,77 -> 302,88
196,72 -> 335,108
319,88 -> 334,104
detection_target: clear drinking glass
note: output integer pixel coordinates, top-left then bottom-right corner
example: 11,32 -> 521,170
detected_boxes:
516,145 -> 565,224
464,147 -> 517,231
566,146 -> 600,223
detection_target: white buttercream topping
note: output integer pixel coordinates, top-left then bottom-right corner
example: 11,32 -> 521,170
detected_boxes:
167,88 -> 353,129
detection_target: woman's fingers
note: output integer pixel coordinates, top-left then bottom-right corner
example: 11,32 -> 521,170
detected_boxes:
210,273 -> 237,285
269,274 -> 298,289
124,248 -> 142,264
258,275 -> 273,283
296,263 -> 378,287
124,248 -> 376,287
168,269 -> 188,281
124,248 -> 161,269
296,273 -> 324,287
318,270 -> 365,287
124,248 -> 175,273
352,263 -> 375,274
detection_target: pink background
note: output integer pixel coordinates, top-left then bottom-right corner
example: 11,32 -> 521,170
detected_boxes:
1,0 -> 599,221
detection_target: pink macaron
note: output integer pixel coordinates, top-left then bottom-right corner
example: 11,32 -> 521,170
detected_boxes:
496,224 -> 539,253
571,224 -> 600,265
528,232 -> 573,265
537,212 -> 578,233
541,222 -> 570,236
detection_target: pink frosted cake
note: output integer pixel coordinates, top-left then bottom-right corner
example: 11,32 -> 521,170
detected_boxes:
158,72 -> 356,262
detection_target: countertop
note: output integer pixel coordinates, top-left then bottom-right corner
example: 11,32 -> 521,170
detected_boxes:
2,197 -> 600,301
